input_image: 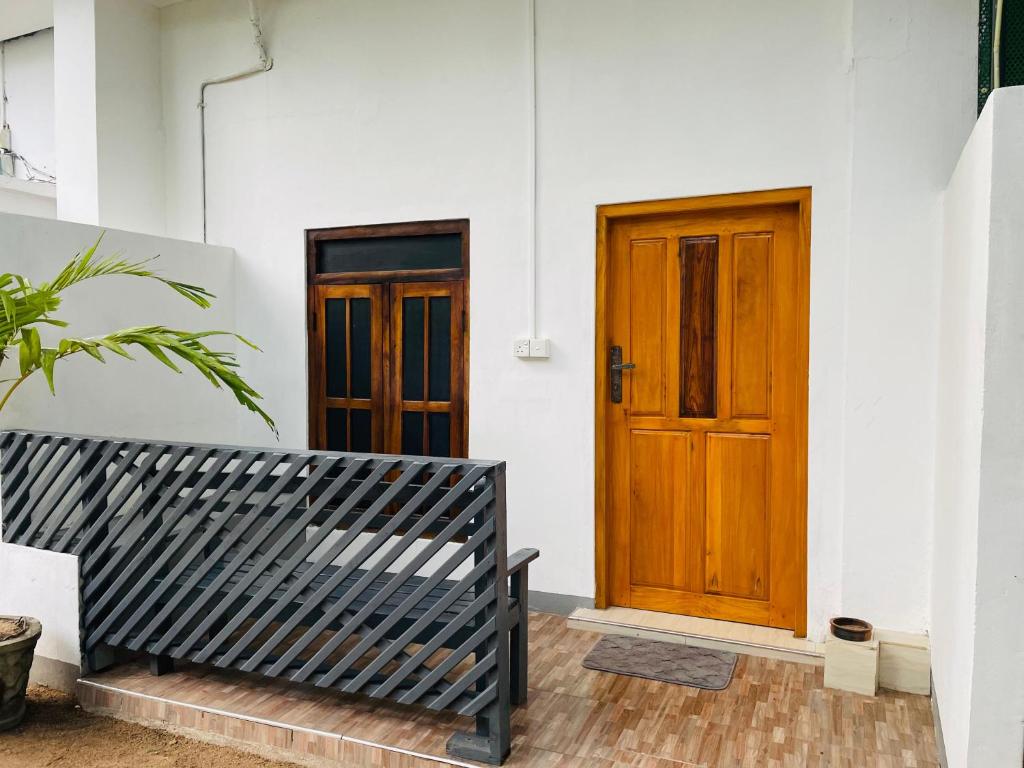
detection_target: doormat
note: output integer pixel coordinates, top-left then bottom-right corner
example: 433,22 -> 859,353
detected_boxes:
582,634 -> 737,690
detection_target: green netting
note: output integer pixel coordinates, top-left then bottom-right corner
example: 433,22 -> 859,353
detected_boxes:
980,0 -> 1024,114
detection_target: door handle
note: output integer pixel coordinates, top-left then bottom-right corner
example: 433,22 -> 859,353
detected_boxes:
609,346 -> 635,403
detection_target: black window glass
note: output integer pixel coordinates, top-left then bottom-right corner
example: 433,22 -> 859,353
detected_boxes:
350,298 -> 371,399
317,234 -> 462,274
325,299 -> 346,398
403,298 -> 425,401
428,296 -> 451,401
350,409 -> 372,452
428,412 -> 451,457
326,408 -> 347,451
401,411 -> 424,455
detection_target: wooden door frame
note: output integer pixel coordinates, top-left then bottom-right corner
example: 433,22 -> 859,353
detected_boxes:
305,218 -> 470,455
593,188 -> 811,636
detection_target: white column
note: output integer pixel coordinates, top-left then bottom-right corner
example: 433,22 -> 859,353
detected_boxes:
52,0 -> 165,235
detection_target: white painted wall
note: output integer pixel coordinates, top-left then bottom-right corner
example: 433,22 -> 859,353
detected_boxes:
156,0 -> 979,638
1,28 -> 55,182
933,96 -> 992,768
53,0 -> 99,224
52,0 -> 166,234
0,543 -> 80,669
94,0 -> 166,235
0,212 -> 259,445
933,86 -> 1024,768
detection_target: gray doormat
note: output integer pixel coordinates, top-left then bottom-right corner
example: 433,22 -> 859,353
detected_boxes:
582,634 -> 738,690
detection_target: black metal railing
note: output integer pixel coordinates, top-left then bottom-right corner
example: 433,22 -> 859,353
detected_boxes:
0,430 -> 534,764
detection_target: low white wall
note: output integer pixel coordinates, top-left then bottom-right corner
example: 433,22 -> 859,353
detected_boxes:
0,543 -> 80,673
0,212 -> 254,444
933,86 -> 1024,768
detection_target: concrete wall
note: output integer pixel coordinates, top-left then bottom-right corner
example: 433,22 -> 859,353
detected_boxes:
156,0 -> 978,638
933,86 -> 1024,768
0,212 -> 256,444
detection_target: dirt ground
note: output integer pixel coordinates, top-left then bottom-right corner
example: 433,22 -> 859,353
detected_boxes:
0,686 -> 299,768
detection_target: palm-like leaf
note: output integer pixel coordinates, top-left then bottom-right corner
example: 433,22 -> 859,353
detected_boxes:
0,235 -> 275,433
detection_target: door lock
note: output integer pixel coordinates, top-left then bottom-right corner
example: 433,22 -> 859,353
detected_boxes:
609,346 -> 636,403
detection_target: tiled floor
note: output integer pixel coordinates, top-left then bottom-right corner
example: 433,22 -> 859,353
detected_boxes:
78,612 -> 939,768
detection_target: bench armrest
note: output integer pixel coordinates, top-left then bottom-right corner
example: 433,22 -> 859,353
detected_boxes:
507,548 -> 539,575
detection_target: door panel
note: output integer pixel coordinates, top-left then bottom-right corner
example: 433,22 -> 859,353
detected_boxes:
629,430 -> 691,590
311,284 -> 385,452
731,233 -> 772,418
389,282 -> 466,458
602,196 -> 807,633
705,432 -> 769,600
309,281 -> 466,458
628,239 -> 668,416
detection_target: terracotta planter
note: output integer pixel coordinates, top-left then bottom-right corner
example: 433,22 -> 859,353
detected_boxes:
0,616 -> 41,731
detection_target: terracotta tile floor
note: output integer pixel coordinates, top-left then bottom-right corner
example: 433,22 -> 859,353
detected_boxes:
78,612 -> 939,768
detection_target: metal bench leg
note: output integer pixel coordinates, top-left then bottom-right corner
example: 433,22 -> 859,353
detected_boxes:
149,654 -> 174,676
509,568 -> 528,705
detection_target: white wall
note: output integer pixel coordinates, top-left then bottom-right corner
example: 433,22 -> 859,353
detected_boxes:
1,27 -> 55,182
52,0 -> 166,235
0,543 -> 80,670
933,96 -> 992,768
53,0 -> 99,224
0,212 -> 258,445
839,0 -> 978,633
156,0 -> 979,637
933,86 -> 1024,768
94,0 -> 166,235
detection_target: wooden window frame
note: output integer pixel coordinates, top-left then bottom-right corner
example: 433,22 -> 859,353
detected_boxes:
306,219 -> 470,456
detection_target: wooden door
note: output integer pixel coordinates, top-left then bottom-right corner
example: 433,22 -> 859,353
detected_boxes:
598,191 -> 809,634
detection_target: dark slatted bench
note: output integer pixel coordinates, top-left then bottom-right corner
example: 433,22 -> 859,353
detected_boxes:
0,431 -> 538,764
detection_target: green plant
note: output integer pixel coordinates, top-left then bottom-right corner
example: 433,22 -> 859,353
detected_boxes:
0,235 -> 275,432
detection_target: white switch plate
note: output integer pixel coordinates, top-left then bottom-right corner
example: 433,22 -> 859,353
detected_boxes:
514,338 -> 551,359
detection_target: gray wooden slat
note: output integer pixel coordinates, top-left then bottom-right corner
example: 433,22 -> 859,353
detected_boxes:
365,582 -> 495,699
108,451 -> 283,648
296,498 -> 495,685
265,465 -> 469,678
183,458 -> 372,660
237,460 -> 437,673
18,439 -> 110,547
211,457 -> 403,668
149,455 -> 341,656
60,443 -> 169,554
84,450 -> 249,639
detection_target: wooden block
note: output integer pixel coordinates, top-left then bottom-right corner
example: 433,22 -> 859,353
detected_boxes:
824,635 -> 878,696
875,629 -> 930,695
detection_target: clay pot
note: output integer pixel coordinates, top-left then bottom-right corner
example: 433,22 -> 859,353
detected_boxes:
0,616 -> 41,731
